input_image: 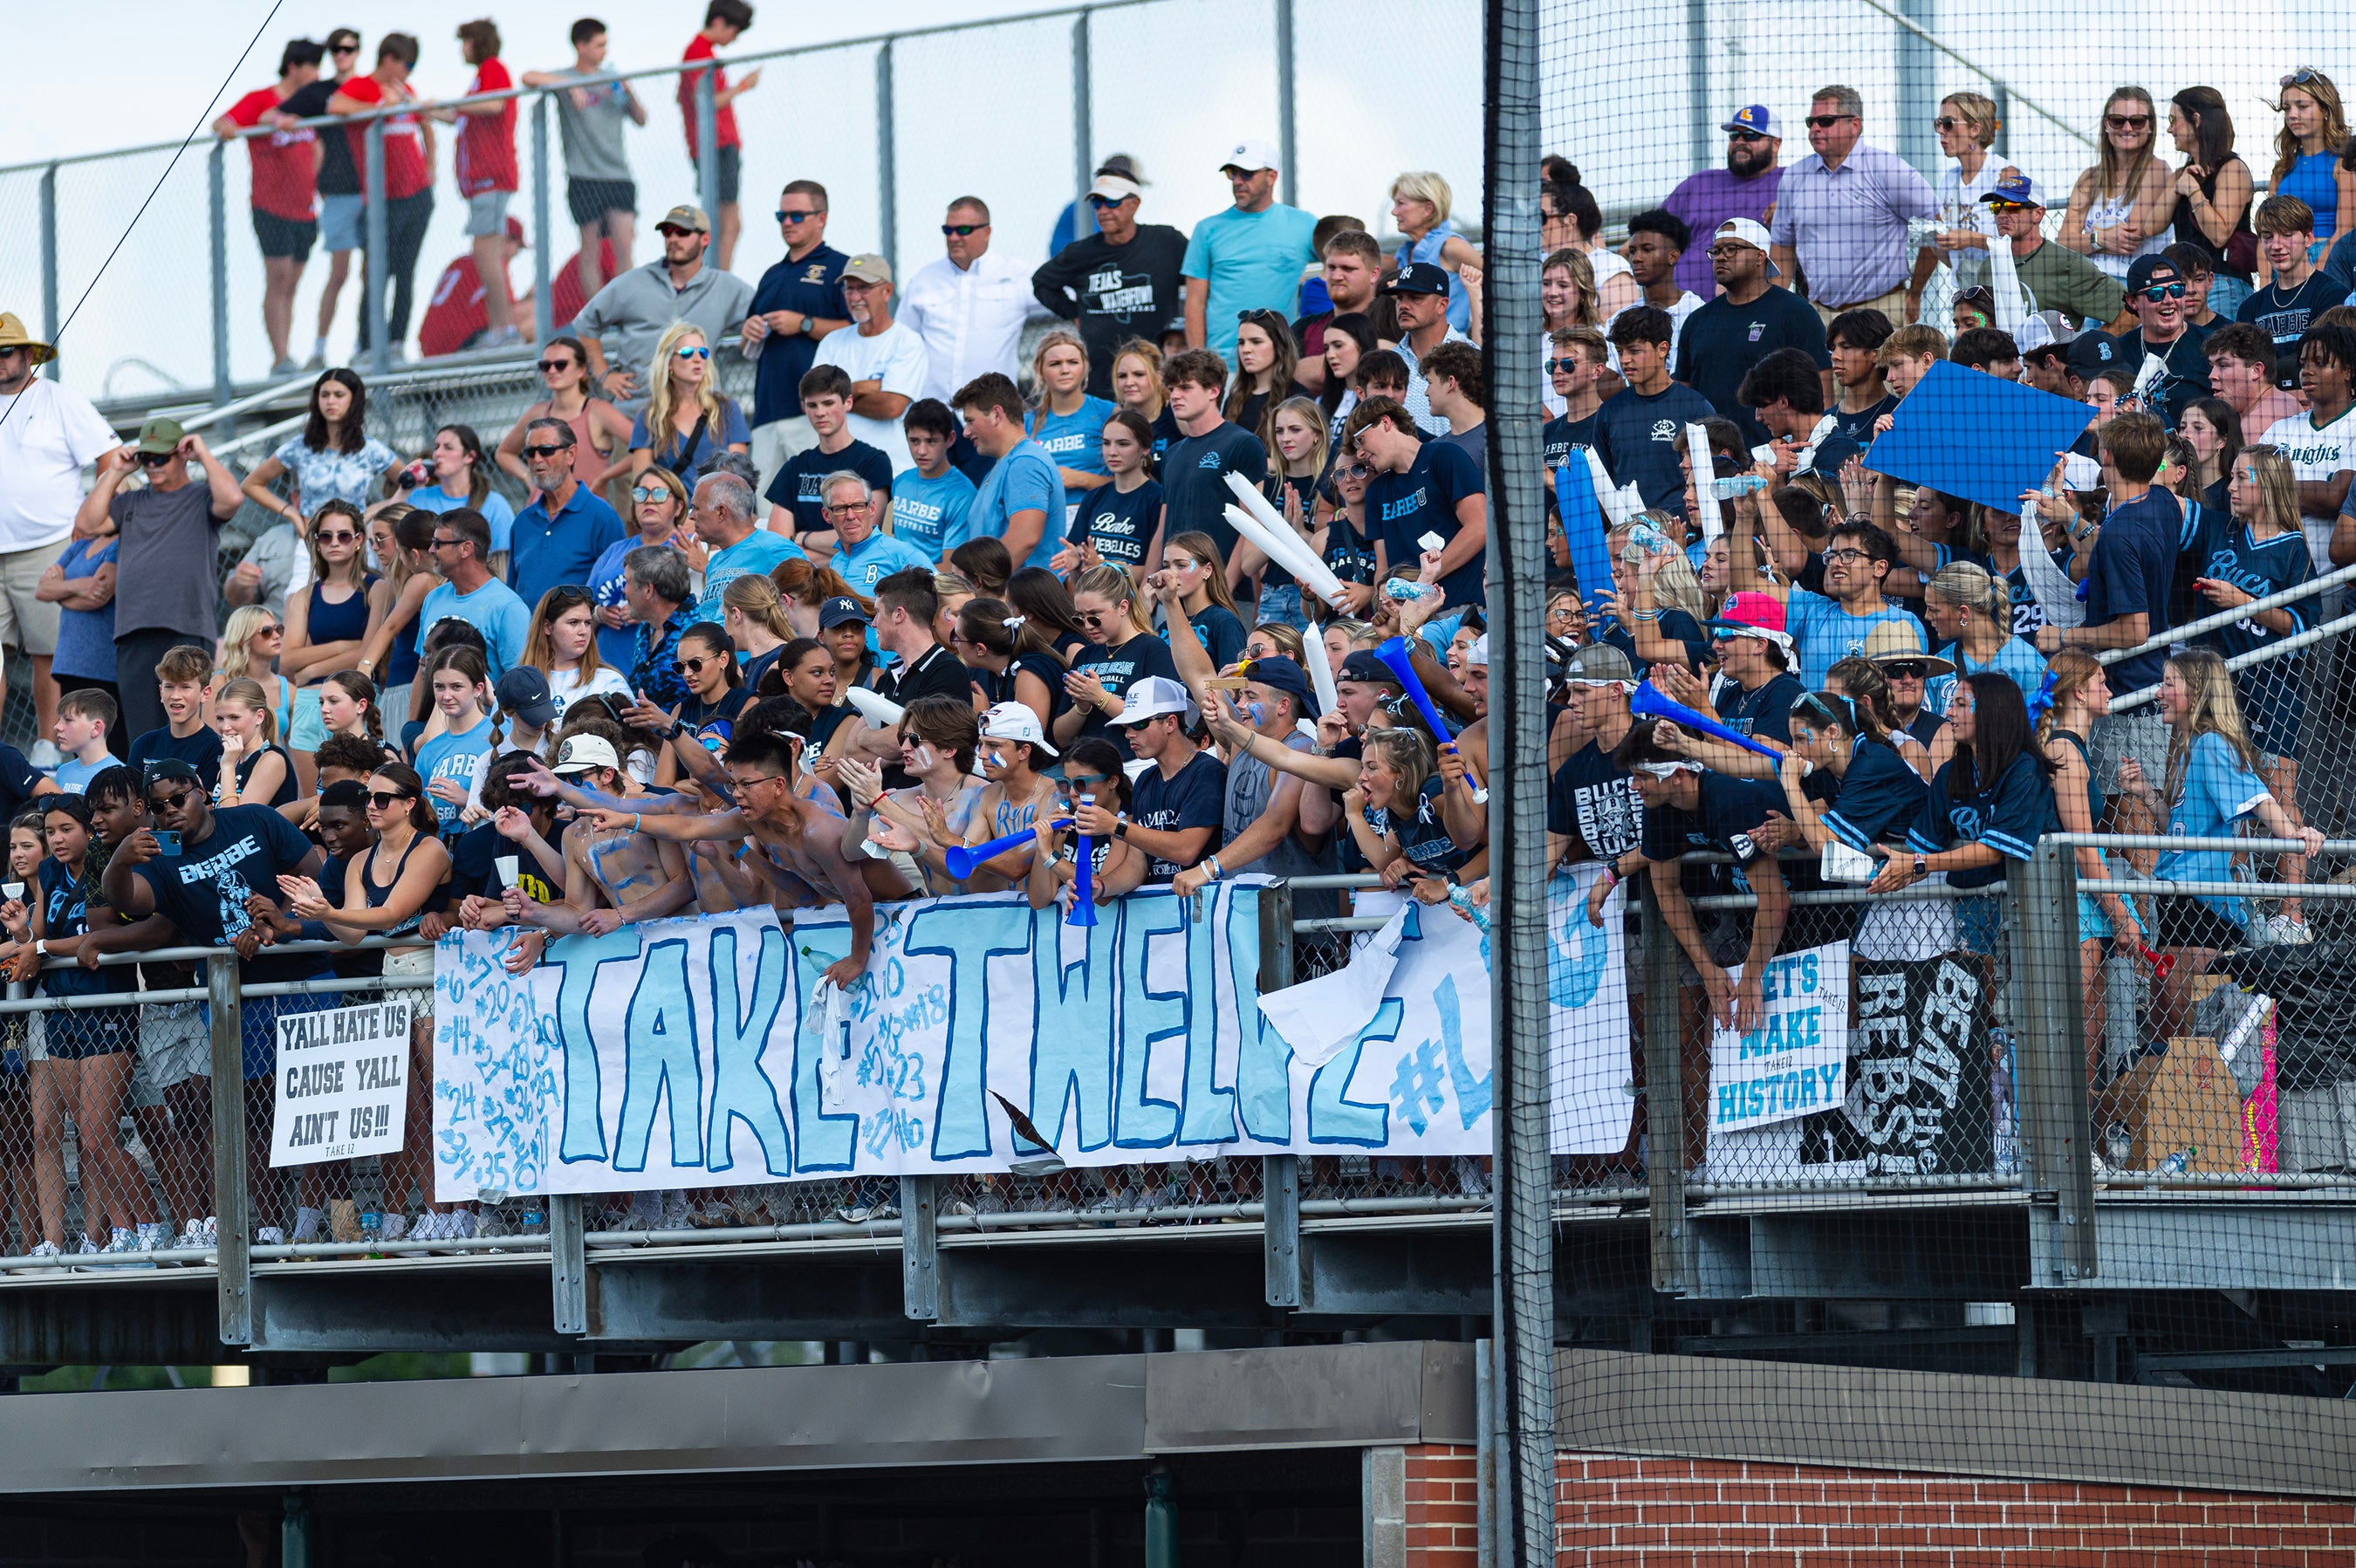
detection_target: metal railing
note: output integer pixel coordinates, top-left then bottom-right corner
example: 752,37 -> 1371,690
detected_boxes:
6,0 -> 1478,403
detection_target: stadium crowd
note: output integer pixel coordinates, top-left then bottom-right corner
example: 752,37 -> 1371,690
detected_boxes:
0,23 -> 2347,1248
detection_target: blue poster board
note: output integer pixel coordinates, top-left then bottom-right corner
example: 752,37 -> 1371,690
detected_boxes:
1863,361 -> 2095,514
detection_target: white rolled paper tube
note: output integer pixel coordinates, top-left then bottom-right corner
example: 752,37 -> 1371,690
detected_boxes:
1302,628 -> 1339,718
1222,472 -> 1342,596
845,687 -> 906,729
493,856 -> 520,885
1686,423 -> 1725,545
1223,504 -> 1349,608
1983,209 -> 2027,334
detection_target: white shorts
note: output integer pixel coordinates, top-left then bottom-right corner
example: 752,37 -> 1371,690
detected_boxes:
0,540 -> 62,658
133,1000 -> 210,1108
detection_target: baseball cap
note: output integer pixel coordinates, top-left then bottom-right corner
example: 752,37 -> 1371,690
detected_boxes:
2018,311 -> 2079,359
503,215 -> 528,246
1562,643 -> 1636,689
1338,650 -> 1403,688
140,758 -> 203,789
134,416 -> 185,455
1712,217 -> 1780,277
1219,138 -> 1280,174
1088,174 -> 1143,203
842,253 -> 894,285
1721,104 -> 1782,139
2066,330 -> 2120,378
1464,633 -> 1490,669
1382,262 -> 1451,298
1706,590 -> 1795,649
818,595 -> 870,630
1980,169 -> 2044,208
980,700 -> 1058,757
1118,675 -> 1195,724
551,734 -> 621,776
2124,253 -> 2182,294
1241,655 -> 1321,719
1865,620 -> 1955,675
494,666 -> 557,729
656,203 -> 711,235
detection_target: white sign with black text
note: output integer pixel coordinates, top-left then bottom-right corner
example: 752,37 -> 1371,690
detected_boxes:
270,999 -> 412,1166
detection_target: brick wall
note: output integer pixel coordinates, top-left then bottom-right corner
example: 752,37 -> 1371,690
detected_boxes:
1400,1444 -> 2356,1565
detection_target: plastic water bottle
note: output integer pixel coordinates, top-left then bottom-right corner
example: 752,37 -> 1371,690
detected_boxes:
1709,474 -> 1769,500
2156,1147 -> 2196,1176
359,1206 -> 382,1257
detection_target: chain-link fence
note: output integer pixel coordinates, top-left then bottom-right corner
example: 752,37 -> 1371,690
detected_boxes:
7,0 -> 1477,402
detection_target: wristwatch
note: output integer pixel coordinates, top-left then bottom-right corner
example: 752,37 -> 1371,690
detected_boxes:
1911,853 -> 1928,880
800,314 -> 817,338
1113,820 -> 1129,841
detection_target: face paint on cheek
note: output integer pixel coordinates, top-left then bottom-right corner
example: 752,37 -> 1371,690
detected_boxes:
1243,702 -> 1267,726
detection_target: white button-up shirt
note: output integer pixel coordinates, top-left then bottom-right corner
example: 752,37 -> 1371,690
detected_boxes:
898,248 -> 1051,404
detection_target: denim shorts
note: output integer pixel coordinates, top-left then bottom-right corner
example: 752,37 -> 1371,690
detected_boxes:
319,193 -> 365,253
464,189 -> 512,237
1257,583 -> 1308,633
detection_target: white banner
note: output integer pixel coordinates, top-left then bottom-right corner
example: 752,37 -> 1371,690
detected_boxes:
1703,942 -> 1851,1180
433,874 -> 1645,1199
271,998 -> 413,1167
1544,864 -> 1638,1154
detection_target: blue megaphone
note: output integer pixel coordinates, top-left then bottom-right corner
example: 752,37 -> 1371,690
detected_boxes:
945,818 -> 1075,880
1629,683 -> 1783,762
1069,796 -> 1099,928
1375,637 -> 1486,803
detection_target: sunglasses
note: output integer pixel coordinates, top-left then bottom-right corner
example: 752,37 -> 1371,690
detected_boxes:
146,788 -> 193,811
673,345 -> 710,360
1880,661 -> 1931,680
2139,281 -> 2187,301
681,654 -> 723,674
522,442 -> 569,458
941,223 -> 985,236
1805,113 -> 1853,128
330,43 -> 359,54
2106,114 -> 2153,130
1932,116 -> 1965,131
316,529 -> 357,544
1077,610 -> 1112,627
535,358 -> 577,373
1337,462 -> 1371,479
1544,358 -> 1582,373
1115,717 -> 1159,735
137,450 -> 177,467
254,623 -> 285,637
775,209 -> 819,224
366,789 -> 415,810
2283,66 -> 2324,87
430,535 -> 464,550
1986,200 -> 2031,214
657,225 -> 697,239
1728,130 -> 1769,143
1086,195 -> 1129,209
631,485 -> 670,503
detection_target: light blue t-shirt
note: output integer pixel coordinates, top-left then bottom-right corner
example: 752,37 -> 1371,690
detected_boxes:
703,528 -> 805,601
416,577 -> 532,678
1926,636 -> 2050,716
414,715 -> 497,837
832,530 -> 936,597
1181,202 -> 1319,356
890,466 -> 976,560
2154,731 -> 2277,928
1784,589 -> 1924,689
1028,395 -> 1118,479
51,756 -> 108,796
953,437 -> 1067,571
408,483 -> 518,555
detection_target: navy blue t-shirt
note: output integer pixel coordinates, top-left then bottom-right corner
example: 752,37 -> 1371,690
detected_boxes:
1672,286 -> 1830,447
127,726 -> 224,794
1161,421 -> 1268,566
39,857 -> 131,999
0,744 -> 45,825
1323,515 -> 1380,590
132,804 -> 327,983
1168,604 -> 1247,668
1907,751 -> 2059,890
1127,748 -> 1226,880
747,243 -> 849,424
1715,670 -> 1805,743
2084,489 -> 2179,694
1365,438 -> 1487,607
1396,775 -> 1472,880
1548,742 -> 1643,862
1640,770 -> 1784,896
1592,381 -> 1716,513
1083,479 -> 1161,571
764,440 -> 894,538
1542,409 -> 1599,476
1599,608 -> 1710,678
1819,737 -> 1928,853
1073,633 -> 1181,750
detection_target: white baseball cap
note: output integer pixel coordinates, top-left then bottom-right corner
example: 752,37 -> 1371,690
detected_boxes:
1220,139 -> 1281,175
1119,675 -> 1195,725
981,700 -> 1058,757
1713,217 -> 1781,277
551,734 -> 621,775
1465,633 -> 1490,669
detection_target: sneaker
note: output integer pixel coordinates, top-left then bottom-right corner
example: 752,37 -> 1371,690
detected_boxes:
973,1187 -> 1008,1215
270,356 -> 300,377
200,1216 -> 218,1247
440,1209 -> 476,1244
291,1205 -> 325,1243
380,1212 -> 410,1243
303,347 -> 326,372
1454,1156 -> 1493,1195
657,1195 -> 694,1231
99,1228 -> 137,1255
833,1203 -> 873,1224
943,1196 -> 976,1217
1136,1185 -> 1178,1218
25,1241 -> 60,1270
25,740 -> 58,770
136,1222 -> 168,1254
255,1226 -> 285,1246
408,1212 -> 441,1243
2266,914 -> 2314,946
870,1202 -> 900,1222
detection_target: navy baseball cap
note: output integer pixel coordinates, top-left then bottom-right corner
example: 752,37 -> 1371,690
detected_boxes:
1721,104 -> 1781,139
1242,655 -> 1321,718
494,665 -> 557,729
1382,262 -> 1450,298
2124,253 -> 2182,294
2066,330 -> 2120,377
1980,169 -> 2044,208
818,595 -> 870,629
1338,650 -> 1402,687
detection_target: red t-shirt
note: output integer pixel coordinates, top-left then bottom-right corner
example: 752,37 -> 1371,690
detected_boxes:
552,240 -> 620,329
421,256 -> 492,356
337,76 -> 432,201
677,34 -> 741,154
225,87 -> 318,222
455,58 -> 518,195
